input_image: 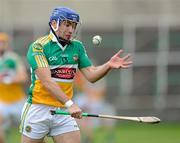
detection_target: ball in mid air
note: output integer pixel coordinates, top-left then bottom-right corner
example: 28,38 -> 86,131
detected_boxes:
92,35 -> 102,45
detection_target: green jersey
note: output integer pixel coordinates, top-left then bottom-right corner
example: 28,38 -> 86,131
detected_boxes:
27,33 -> 92,107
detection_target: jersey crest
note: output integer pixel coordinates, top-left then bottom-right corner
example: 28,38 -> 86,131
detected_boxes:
32,43 -> 43,53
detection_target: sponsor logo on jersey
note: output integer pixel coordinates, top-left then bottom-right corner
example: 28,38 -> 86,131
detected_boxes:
51,67 -> 76,79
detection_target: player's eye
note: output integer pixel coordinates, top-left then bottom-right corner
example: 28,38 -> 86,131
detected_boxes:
64,21 -> 77,29
71,23 -> 77,29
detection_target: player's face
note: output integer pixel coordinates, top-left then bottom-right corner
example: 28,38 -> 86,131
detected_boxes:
58,20 -> 77,40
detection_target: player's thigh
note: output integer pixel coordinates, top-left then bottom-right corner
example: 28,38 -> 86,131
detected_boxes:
53,130 -> 81,143
21,134 -> 44,143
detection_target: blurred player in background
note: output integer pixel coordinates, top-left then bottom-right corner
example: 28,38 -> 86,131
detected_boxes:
20,7 -> 132,143
0,32 -> 28,143
74,71 -> 116,143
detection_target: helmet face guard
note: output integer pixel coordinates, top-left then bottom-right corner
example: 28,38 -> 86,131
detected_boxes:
49,7 -> 81,42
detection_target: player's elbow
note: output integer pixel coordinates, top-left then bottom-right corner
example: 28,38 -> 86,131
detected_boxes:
87,77 -> 98,83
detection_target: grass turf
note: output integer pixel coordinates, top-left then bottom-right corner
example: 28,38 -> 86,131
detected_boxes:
6,122 -> 180,143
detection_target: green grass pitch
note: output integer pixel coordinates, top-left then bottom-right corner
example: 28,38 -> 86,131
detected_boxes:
6,122 -> 180,143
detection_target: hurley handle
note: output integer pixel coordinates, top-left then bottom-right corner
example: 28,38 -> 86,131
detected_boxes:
50,110 -> 89,116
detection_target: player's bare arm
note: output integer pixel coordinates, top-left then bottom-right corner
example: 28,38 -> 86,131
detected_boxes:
12,65 -> 28,84
35,67 -> 82,119
81,49 -> 132,83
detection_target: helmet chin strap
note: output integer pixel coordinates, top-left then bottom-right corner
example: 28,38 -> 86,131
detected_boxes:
49,21 -> 71,45
51,19 -> 59,32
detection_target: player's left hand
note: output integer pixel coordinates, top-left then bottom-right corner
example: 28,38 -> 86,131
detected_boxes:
108,49 -> 132,69
68,103 -> 82,119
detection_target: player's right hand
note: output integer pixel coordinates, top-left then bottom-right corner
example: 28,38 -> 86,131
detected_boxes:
68,104 -> 82,119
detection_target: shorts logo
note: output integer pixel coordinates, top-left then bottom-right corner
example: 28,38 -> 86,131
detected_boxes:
74,125 -> 78,128
25,125 -> 32,133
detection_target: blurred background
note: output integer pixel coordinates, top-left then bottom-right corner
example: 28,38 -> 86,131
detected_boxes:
0,0 -> 180,143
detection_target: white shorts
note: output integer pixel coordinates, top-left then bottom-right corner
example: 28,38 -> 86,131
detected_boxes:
20,102 -> 79,139
0,99 -> 25,129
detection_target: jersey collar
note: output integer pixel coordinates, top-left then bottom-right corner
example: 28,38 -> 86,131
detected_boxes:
49,31 -> 67,51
